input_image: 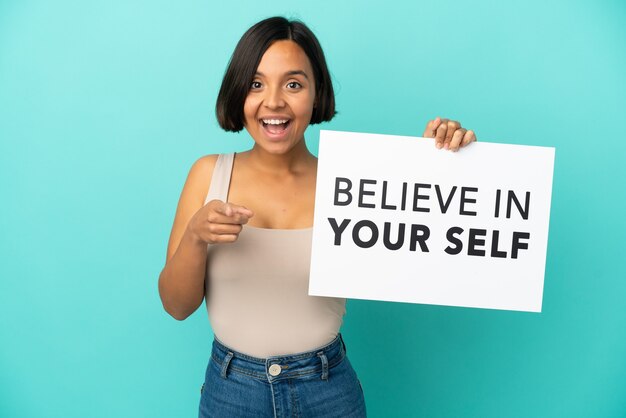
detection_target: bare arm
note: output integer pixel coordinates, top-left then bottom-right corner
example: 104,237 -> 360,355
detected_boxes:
158,155 -> 253,320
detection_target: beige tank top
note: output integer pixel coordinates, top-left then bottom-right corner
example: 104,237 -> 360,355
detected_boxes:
203,153 -> 346,358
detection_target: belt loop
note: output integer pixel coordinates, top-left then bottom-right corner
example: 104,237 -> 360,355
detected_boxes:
317,351 -> 329,381
221,352 -> 234,379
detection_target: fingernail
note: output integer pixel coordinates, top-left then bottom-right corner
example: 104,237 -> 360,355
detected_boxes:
436,142 -> 442,149
444,143 -> 449,150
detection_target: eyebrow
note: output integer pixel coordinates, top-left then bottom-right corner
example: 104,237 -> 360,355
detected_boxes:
255,70 -> 309,79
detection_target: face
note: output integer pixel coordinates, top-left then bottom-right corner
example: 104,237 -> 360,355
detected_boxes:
243,40 -> 316,155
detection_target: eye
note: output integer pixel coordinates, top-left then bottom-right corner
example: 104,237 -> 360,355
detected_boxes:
286,81 -> 302,89
250,81 -> 262,89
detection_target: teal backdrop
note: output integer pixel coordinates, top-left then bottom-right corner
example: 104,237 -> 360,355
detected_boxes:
1,1 -> 625,417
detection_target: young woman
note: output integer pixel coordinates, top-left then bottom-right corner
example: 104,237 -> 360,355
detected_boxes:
158,16 -> 476,418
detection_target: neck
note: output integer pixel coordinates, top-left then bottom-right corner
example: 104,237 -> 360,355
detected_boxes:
248,139 -> 316,175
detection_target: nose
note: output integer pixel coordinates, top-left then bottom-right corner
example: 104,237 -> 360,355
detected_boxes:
263,85 -> 285,109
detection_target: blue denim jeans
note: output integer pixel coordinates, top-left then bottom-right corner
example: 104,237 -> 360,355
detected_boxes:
198,333 -> 367,417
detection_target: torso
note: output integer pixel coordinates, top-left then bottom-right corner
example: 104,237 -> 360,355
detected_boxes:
202,151 -> 346,357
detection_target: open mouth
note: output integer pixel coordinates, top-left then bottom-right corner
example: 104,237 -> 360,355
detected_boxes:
260,118 -> 291,136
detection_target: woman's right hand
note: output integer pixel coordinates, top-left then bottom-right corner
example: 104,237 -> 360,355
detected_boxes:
187,199 -> 254,244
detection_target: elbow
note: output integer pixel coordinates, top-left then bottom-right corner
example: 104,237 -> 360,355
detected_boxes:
160,298 -> 194,321
158,271 -> 203,321
158,282 -> 190,321
168,308 -> 192,321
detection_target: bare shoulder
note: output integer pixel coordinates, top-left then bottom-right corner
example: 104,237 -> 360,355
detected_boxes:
179,154 -> 222,214
165,154 -> 219,260
186,154 -> 219,195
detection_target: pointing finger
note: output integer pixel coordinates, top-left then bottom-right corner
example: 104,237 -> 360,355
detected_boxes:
208,210 -> 252,225
230,209 -> 253,225
231,205 -> 254,218
213,202 -> 253,221
212,202 -> 234,217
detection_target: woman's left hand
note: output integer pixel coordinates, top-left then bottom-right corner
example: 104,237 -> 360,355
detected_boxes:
422,117 -> 477,151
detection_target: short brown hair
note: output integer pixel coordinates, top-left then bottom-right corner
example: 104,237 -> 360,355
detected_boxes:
216,17 -> 336,132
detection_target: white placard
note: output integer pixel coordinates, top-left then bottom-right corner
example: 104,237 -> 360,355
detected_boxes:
309,130 -> 555,312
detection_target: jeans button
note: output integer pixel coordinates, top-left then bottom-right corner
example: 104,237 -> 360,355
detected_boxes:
268,364 -> 282,376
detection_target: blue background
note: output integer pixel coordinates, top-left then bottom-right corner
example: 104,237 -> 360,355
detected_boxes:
1,1 -> 625,417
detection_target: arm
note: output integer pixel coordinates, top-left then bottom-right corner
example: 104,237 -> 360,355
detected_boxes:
157,156 -> 254,320
158,156 -> 216,320
158,230 -> 211,321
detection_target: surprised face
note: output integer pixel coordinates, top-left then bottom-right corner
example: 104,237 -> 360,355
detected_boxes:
243,40 -> 316,155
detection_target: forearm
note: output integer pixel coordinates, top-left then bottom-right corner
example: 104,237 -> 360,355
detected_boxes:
158,230 -> 208,320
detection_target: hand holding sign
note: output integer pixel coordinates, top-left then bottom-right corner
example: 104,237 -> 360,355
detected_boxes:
423,117 -> 477,151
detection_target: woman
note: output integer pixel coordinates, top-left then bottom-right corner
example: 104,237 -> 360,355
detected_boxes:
158,16 -> 476,418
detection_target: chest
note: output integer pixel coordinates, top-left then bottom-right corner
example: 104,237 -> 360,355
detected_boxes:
228,167 -> 316,229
